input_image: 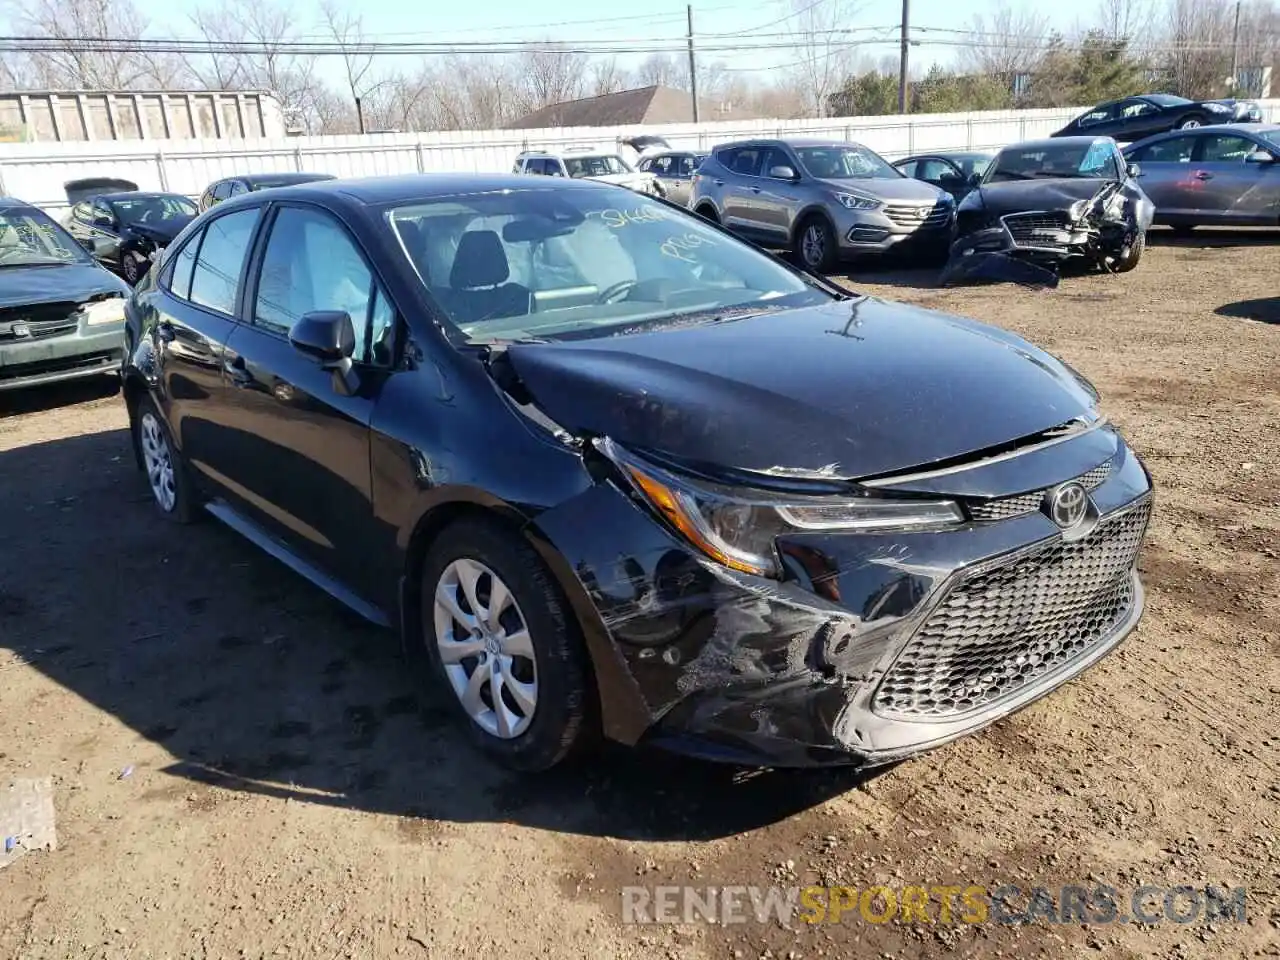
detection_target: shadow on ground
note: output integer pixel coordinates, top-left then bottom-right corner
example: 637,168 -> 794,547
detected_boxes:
1146,226 -> 1280,248
0,374 -> 120,418
1215,296 -> 1280,325
0,428 -> 876,843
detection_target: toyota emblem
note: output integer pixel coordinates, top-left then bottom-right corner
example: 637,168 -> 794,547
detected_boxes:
1045,481 -> 1089,529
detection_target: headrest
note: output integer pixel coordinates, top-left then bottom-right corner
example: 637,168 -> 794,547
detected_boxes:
449,230 -> 509,289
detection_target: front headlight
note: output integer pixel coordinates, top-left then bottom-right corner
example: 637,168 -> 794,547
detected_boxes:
601,440 -> 964,578
834,192 -> 882,211
1205,102 -> 1231,113
82,297 -> 126,326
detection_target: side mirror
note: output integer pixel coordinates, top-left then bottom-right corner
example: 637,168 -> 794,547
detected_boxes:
769,165 -> 798,181
289,310 -> 355,366
1245,150 -> 1276,164
1126,162 -> 1142,177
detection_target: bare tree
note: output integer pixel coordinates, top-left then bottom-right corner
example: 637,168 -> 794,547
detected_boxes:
320,0 -> 387,128
1160,0 -> 1235,97
589,56 -> 632,97
10,0 -> 181,87
1096,0 -> 1152,43
956,0 -> 1053,81
636,53 -> 686,88
517,43 -> 587,113
780,0 -> 863,117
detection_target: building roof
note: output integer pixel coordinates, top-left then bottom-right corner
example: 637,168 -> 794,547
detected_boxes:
505,84 -> 747,129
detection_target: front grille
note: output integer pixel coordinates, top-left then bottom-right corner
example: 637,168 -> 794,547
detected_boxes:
884,203 -> 952,229
872,499 -> 1150,720
0,349 -> 118,381
967,459 -> 1112,522
1003,212 -> 1074,246
0,302 -> 81,342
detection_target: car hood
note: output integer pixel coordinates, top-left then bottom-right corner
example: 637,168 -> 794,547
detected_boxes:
967,178 -> 1114,215
125,219 -> 192,244
504,298 -> 1099,480
813,176 -> 945,202
0,260 -> 129,309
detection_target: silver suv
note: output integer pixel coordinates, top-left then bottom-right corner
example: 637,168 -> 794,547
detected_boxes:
689,138 -> 955,272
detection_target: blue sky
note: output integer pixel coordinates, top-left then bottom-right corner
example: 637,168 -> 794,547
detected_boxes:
132,0 -> 1084,83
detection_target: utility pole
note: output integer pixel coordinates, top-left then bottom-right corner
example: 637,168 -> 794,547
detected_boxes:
1229,0 -> 1242,94
897,0 -> 910,114
355,96 -> 365,135
687,4 -> 700,122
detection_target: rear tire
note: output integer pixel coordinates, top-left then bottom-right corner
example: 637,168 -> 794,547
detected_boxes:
133,395 -> 198,524
793,214 -> 838,274
122,250 -> 147,285
1177,114 -> 1205,130
420,518 -> 597,772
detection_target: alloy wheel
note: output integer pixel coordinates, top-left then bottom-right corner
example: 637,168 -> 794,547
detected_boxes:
139,411 -> 176,512
433,558 -> 538,739
123,254 -> 141,284
802,224 -> 825,268
1180,118 -> 1201,129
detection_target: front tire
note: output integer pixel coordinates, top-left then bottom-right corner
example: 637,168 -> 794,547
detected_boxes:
421,518 -> 596,772
1110,230 -> 1145,273
1177,114 -> 1205,130
133,396 -> 197,524
793,215 -> 838,273
122,250 -> 147,285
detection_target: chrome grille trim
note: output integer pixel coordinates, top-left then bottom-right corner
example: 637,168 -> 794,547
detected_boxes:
966,459 -> 1111,522
1002,211 -> 1074,246
872,498 -> 1151,720
884,203 -> 952,228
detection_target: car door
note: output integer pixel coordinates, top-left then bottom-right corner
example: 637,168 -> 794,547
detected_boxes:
216,202 -> 397,598
136,205 -> 265,493
1127,134 -> 1199,222
1190,132 -> 1278,224
1114,98 -> 1166,141
668,154 -> 701,205
718,146 -> 770,239
85,199 -> 123,266
753,146 -> 804,242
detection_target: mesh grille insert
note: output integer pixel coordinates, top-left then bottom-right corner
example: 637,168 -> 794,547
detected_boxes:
872,500 -> 1149,720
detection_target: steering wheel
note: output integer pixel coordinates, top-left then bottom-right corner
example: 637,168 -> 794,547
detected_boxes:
596,279 -> 638,304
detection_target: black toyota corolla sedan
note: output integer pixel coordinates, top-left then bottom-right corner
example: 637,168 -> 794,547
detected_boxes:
121,174 -> 1153,772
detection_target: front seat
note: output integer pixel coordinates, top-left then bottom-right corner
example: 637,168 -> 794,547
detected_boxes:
446,230 -> 532,325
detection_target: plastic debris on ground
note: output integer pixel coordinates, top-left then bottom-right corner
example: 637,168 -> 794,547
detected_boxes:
1,777 -> 57,870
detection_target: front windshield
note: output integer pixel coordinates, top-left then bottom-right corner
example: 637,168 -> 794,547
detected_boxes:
386,187 -> 830,343
986,141 -> 1121,182
564,155 -> 632,178
110,196 -> 197,224
0,209 -> 88,266
795,145 -> 901,180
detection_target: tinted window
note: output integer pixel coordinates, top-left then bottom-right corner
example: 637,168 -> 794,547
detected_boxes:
168,232 -> 199,299
1118,99 -> 1158,119
253,206 -> 391,364
189,208 -> 260,315
795,144 -> 900,180
1132,136 -> 1195,163
918,158 -> 961,182
762,147 -> 795,177
229,181 -> 249,196
677,155 -> 699,176
1201,134 -> 1255,162
211,181 -> 232,201
896,160 -> 918,178
1077,103 -> 1118,127
722,147 -> 763,176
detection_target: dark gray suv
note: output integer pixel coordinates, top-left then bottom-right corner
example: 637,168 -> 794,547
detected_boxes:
690,138 -> 955,272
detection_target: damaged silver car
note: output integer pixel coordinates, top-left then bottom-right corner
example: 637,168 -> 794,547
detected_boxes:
943,136 -> 1155,288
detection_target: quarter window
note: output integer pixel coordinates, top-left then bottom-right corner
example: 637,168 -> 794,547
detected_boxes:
189,208 -> 261,315
168,232 -> 199,299
253,206 -> 393,364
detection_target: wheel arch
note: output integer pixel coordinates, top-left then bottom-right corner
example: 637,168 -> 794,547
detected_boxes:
121,369 -> 149,470
789,204 -> 839,247
396,492 -> 648,744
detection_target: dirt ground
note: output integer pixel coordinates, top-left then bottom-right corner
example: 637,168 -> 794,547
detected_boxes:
1,229 -> 1278,960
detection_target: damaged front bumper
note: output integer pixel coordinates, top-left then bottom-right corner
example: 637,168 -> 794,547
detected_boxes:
531,425 -> 1154,768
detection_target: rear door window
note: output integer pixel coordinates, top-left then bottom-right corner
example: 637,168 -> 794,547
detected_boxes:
1200,135 -> 1255,162
1132,136 -> 1195,163
189,208 -> 261,315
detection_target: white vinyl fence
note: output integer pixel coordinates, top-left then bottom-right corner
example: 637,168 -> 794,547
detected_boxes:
2,101 -> 1278,214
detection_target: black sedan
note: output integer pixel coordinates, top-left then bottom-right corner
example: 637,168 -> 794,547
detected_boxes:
198,172 -> 336,212
121,174 -> 1154,771
0,198 -> 130,392
946,136 -> 1154,284
1051,93 -> 1264,142
65,190 -> 197,284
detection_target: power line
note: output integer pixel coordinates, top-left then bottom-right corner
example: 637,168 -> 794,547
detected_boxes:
699,0 -> 825,39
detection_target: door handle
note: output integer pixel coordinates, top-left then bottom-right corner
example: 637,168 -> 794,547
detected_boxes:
156,321 -> 175,343
750,186 -> 762,194
224,354 -> 253,386
714,179 -> 724,186
1193,170 -> 1213,180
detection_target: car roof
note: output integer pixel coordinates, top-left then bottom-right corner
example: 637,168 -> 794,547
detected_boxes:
230,172 -> 336,186
207,172 -> 640,209
1123,123 -> 1280,149
898,150 -> 996,161
714,137 -> 863,150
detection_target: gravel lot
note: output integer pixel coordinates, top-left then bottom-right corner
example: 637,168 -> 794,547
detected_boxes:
2,230 -> 1277,960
